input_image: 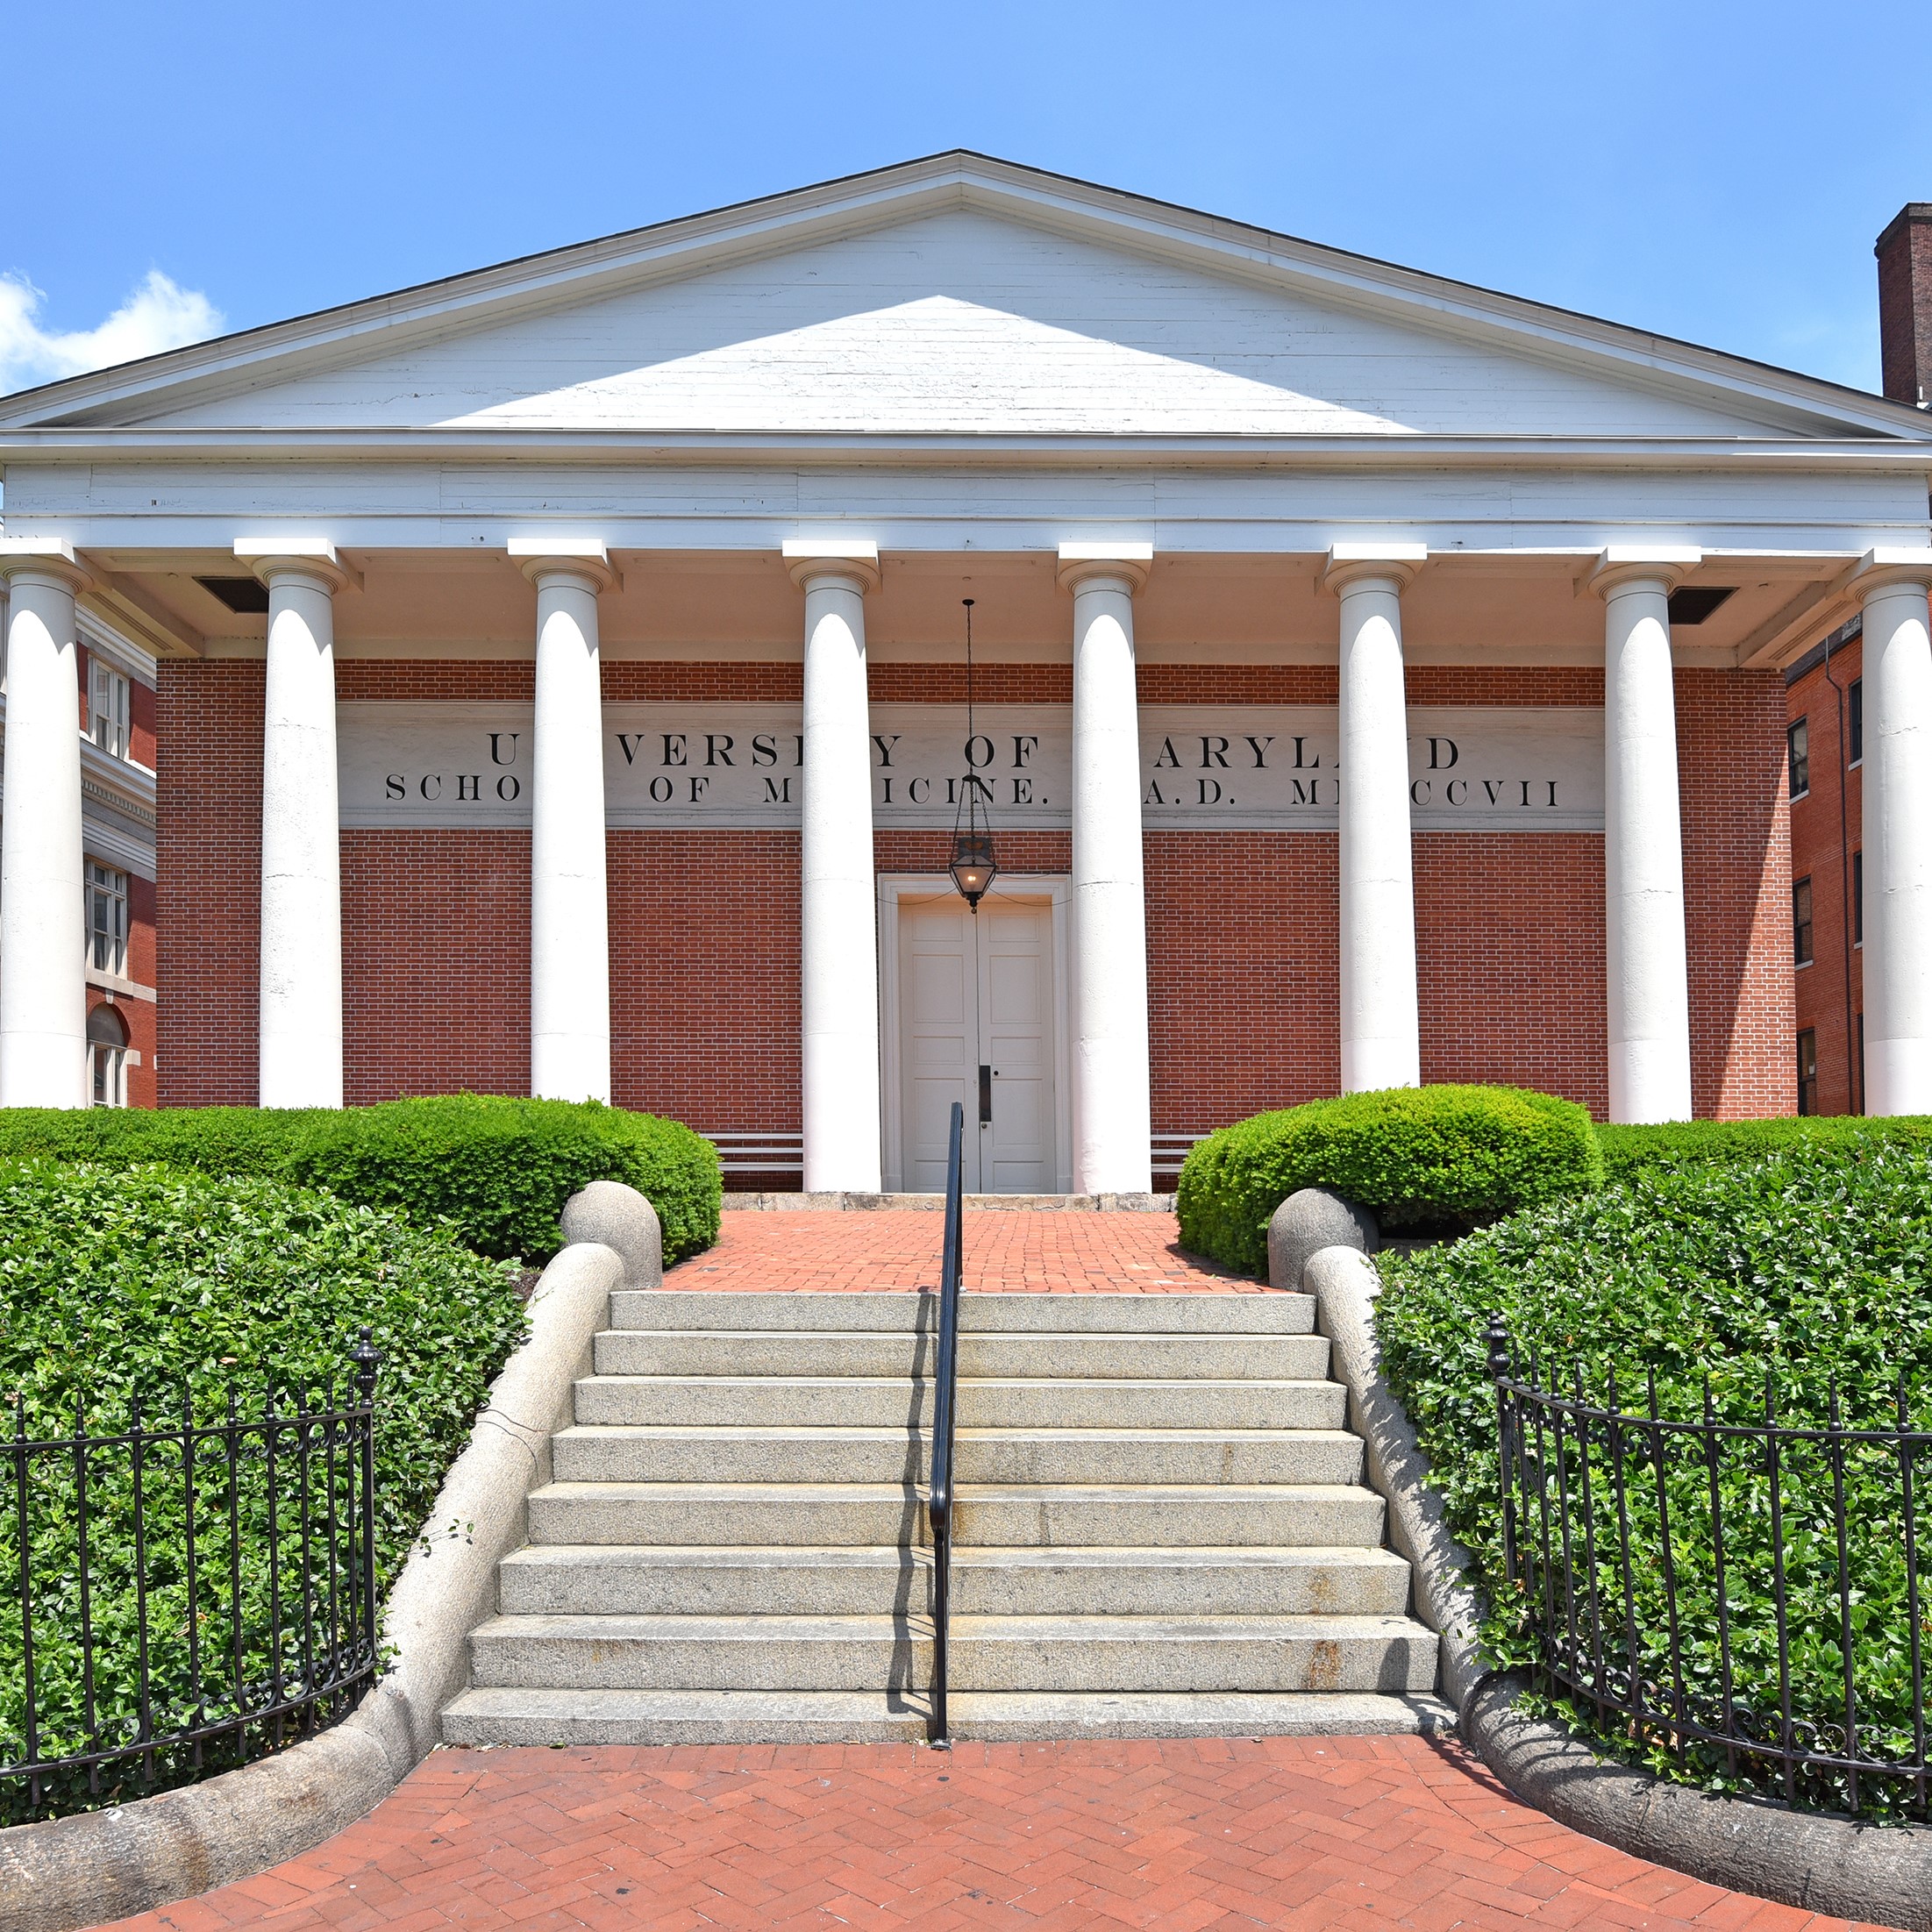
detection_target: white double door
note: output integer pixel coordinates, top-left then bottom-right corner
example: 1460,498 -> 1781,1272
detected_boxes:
898,891 -> 1057,1193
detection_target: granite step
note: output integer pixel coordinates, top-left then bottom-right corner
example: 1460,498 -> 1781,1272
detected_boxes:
570,1375 -> 1347,1431
592,1330 -> 1331,1381
467,1611 -> 1439,1694
549,1424 -> 1366,1487
609,1289 -> 1314,1334
495,1542 -> 1415,1618
526,1481 -> 1388,1550
441,1685 -> 1457,1747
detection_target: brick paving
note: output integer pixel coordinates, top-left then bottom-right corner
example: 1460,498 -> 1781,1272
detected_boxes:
96,1736 -> 1897,1932
673,1209 -> 1259,1294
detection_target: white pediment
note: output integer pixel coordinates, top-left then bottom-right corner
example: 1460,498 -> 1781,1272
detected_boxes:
8,158 -> 1923,444
121,210 -> 1800,439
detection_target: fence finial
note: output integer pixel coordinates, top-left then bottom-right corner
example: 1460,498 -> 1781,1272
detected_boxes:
1485,1314 -> 1512,1382
352,1327 -> 381,1401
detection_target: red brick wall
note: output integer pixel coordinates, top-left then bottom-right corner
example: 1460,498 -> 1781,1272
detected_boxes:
152,656 -> 1793,1128
156,659 -> 263,1105
1679,667 -> 1794,1119
342,830 -> 531,1102
1787,638 -> 1863,1114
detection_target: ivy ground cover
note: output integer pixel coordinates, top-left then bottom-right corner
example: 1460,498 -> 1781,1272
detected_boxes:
1377,1142 -> 1932,1821
0,1160 -> 527,1820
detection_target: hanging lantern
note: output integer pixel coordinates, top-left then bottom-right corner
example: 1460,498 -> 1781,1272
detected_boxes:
948,598 -> 999,911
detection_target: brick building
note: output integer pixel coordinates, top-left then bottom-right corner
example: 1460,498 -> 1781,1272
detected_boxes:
1784,203 -> 1932,1116
0,592 -> 158,1105
1,156 -> 1929,1179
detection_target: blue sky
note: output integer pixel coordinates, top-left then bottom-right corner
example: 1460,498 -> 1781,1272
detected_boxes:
3,0 -> 1927,396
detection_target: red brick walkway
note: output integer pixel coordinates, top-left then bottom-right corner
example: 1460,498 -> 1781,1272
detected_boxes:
97,1736 -> 1893,1932
674,1210 -> 1258,1294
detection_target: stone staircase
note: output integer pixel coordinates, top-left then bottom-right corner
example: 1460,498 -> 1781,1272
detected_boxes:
441,1285 -> 1449,1744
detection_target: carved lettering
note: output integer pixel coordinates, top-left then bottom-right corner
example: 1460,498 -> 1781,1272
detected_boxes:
761,775 -> 793,803
458,774 -> 480,801
385,774 -> 404,799
1244,735 -> 1273,768
752,734 -> 778,766
1428,737 -> 1459,769
1292,737 -> 1321,769
1153,738 -> 1180,768
488,732 -> 518,766
662,734 -> 688,766
420,774 -> 441,800
872,733 -> 901,767
617,733 -> 646,766
1012,735 -> 1038,768
649,775 -> 673,802
1201,736 -> 1230,769
705,735 -> 734,767
496,774 -> 520,801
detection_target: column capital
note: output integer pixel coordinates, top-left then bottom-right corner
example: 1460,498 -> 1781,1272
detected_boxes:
509,537 -> 620,594
1322,544 -> 1427,595
235,538 -> 360,595
0,538 -> 92,595
783,538 -> 880,594
1587,546 -> 1701,600
1057,542 -> 1152,595
1851,546 -> 1932,599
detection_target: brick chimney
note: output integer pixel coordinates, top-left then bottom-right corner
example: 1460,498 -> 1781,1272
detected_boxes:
1877,203 -> 1932,407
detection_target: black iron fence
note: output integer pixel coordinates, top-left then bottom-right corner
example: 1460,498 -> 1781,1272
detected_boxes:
1487,1317 -> 1930,1820
3,1333 -> 381,1823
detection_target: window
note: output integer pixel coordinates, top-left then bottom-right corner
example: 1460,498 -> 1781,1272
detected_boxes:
1787,718 -> 1809,799
1854,851 -> 1864,946
85,860 -> 128,977
87,1002 -> 128,1109
1797,1030 -> 1818,1117
1793,876 -> 1814,966
1850,678 -> 1863,765
89,660 -> 131,760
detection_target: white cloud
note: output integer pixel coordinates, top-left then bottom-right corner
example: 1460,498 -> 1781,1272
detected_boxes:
0,269 -> 224,395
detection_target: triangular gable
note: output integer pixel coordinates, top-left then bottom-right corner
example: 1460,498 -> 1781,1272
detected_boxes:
4,153 -> 1925,443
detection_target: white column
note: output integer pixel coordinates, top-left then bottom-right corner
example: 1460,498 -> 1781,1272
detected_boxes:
512,541 -> 615,1103
1855,549 -> 1932,1116
238,539 -> 353,1109
1590,549 -> 1699,1124
1326,545 -> 1426,1093
785,540 -> 883,1194
1059,543 -> 1154,1194
0,544 -> 90,1108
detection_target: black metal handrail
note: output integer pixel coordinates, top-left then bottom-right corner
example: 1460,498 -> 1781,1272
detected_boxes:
3,1332 -> 381,1823
927,1099 -> 966,1745
1488,1315 -> 1931,1820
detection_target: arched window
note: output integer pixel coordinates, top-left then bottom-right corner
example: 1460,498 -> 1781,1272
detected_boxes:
87,1002 -> 129,1108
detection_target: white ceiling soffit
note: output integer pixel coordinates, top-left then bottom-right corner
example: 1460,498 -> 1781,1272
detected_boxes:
1,150 -> 1928,444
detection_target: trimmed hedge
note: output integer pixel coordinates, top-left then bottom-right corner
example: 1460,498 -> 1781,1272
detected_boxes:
0,1094 -> 721,1265
0,1158 -> 528,1817
1376,1144 -> 1932,1819
1176,1084 -> 1601,1277
1600,1113 -> 1932,1183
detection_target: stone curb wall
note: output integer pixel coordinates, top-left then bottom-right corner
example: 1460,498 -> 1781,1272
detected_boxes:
0,1183 -> 660,1932
1269,1187 -> 1932,1932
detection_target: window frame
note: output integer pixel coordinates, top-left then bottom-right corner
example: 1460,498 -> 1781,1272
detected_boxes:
89,659 -> 132,761
1786,717 -> 1809,801
1793,875 -> 1814,968
85,859 -> 130,979
1849,678 -> 1864,766
1796,1028 -> 1818,1117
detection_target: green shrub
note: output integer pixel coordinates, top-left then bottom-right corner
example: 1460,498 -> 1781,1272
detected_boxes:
1377,1145 -> 1932,1820
1176,1084 -> 1602,1275
1600,1113 -> 1932,1185
0,1094 -> 722,1265
0,1158 -> 528,1817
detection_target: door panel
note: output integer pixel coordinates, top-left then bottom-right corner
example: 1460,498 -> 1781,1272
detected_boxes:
896,889 -> 1056,1194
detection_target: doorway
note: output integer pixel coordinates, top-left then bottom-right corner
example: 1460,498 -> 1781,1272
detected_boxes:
878,877 -> 1070,1194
